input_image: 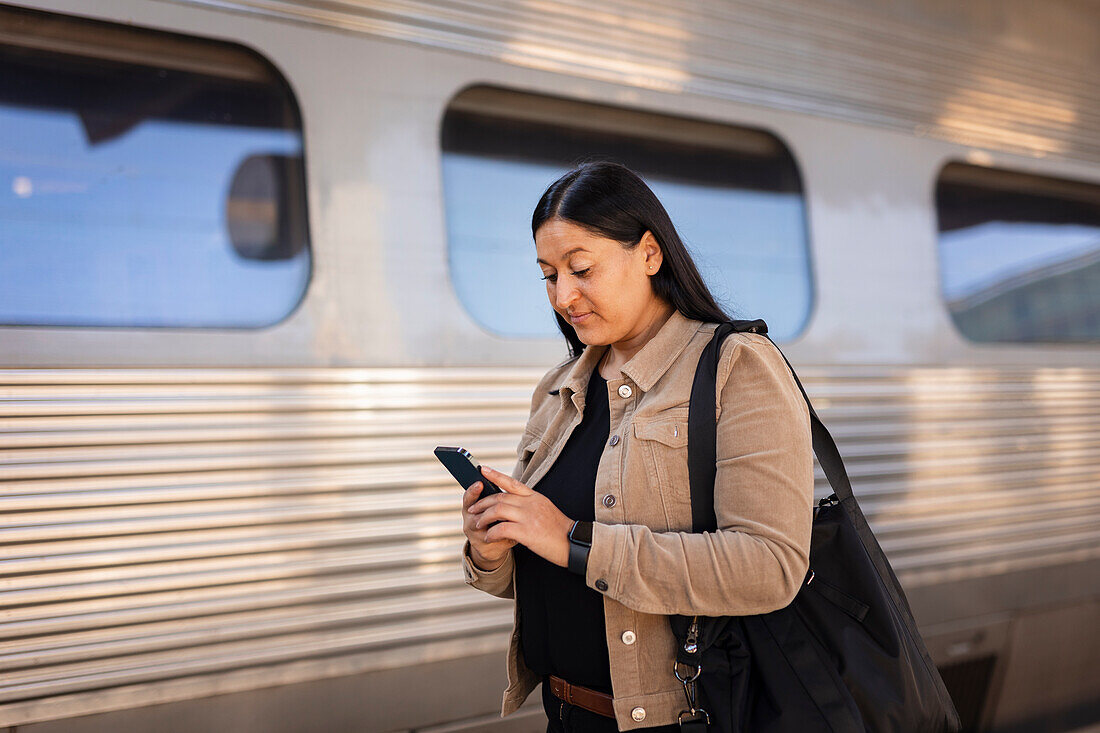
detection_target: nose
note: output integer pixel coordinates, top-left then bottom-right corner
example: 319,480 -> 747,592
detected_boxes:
554,276 -> 580,311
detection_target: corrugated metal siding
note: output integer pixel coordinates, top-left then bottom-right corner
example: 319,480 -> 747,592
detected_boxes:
818,366 -> 1100,587
174,0 -> 1100,162
0,368 -> 534,727
2,365 -> 1100,725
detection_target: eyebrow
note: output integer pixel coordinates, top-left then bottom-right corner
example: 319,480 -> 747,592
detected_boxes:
536,248 -> 589,265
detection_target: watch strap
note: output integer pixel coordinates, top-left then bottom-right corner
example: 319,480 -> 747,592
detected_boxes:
567,538 -> 590,576
567,521 -> 593,576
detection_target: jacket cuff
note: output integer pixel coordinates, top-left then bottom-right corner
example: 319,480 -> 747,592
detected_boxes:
461,539 -> 514,596
585,522 -> 628,596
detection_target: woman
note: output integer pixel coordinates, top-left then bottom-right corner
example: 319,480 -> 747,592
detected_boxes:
460,161 -> 814,732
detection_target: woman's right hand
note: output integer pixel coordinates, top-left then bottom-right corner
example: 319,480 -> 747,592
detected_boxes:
462,481 -> 516,571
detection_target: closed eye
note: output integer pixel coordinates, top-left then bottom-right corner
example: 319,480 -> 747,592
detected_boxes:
540,267 -> 591,283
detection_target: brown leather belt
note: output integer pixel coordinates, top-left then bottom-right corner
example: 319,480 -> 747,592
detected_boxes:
547,675 -> 615,719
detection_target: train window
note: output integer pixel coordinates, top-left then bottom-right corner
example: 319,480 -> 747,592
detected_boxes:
440,86 -> 812,341
0,6 -> 310,328
935,163 -> 1100,343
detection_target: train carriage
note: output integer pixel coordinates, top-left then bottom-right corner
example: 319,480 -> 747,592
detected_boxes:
1,1 -> 1098,731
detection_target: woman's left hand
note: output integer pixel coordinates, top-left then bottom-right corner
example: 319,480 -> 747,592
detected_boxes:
468,465 -> 575,568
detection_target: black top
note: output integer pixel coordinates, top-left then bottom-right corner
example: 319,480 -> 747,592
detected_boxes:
514,366 -> 612,694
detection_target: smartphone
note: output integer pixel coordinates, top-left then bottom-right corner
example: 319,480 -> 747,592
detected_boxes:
434,446 -> 502,496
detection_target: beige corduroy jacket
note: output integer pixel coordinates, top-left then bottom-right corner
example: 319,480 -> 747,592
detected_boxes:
461,309 -> 814,730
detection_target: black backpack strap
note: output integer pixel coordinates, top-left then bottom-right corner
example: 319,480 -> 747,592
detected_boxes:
687,319 -> 916,635
687,319 -> 855,533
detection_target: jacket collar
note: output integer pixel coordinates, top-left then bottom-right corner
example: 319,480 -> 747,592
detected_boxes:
557,309 -> 704,403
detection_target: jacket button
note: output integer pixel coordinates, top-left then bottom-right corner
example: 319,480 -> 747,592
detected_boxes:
631,707 -> 646,722
595,579 -> 608,592
617,384 -> 632,399
621,630 -> 636,645
602,494 -> 616,508
608,434 -> 620,447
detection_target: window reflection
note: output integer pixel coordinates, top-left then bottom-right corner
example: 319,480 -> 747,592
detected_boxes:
440,86 -> 812,341
0,6 -> 310,328
936,163 -> 1100,342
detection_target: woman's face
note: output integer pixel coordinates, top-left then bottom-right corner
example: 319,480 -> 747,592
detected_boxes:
534,218 -> 667,347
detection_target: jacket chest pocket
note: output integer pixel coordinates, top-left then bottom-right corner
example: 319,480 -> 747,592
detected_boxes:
515,430 -> 546,482
630,411 -> 691,530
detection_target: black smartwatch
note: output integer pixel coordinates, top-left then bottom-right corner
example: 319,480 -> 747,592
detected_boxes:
567,520 -> 593,576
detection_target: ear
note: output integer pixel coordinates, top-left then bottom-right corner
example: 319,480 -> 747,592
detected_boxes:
639,230 -> 663,275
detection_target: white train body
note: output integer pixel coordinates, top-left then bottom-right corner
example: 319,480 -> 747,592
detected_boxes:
1,1 -> 1098,731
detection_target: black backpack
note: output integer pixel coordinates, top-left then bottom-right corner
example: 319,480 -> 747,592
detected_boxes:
672,320 -> 961,732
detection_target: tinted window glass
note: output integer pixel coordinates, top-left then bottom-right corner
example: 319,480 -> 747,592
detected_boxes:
936,163 -> 1100,343
0,7 -> 310,328
440,86 -> 812,341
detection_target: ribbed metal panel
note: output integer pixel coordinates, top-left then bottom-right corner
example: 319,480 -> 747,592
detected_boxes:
802,366 -> 1100,588
2,365 -> 1099,725
0,368 -> 536,727
175,0 -> 1100,162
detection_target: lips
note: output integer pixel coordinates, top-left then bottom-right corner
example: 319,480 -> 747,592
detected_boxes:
569,311 -> 592,324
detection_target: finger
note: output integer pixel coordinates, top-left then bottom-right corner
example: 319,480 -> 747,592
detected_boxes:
480,465 -> 533,496
469,492 -> 515,515
474,504 -> 503,529
475,502 -> 521,529
461,482 -> 483,510
483,521 -> 515,544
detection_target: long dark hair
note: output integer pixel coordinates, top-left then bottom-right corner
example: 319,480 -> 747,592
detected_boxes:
531,160 -> 731,357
